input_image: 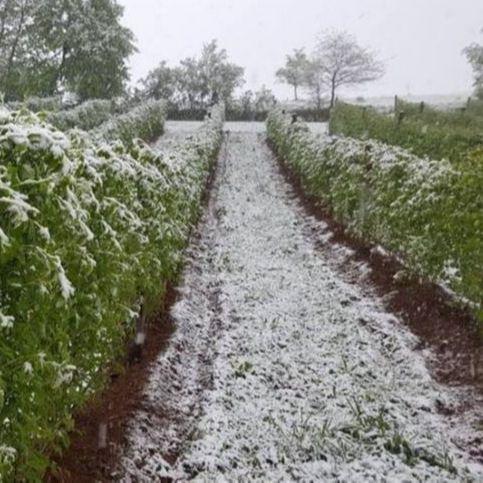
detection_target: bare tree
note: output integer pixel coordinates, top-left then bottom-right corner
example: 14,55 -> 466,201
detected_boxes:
313,31 -> 384,108
276,48 -> 309,101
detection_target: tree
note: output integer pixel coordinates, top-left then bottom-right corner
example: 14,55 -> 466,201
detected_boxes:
253,86 -> 276,112
174,57 -> 203,109
239,89 -> 253,116
32,0 -> 136,100
313,31 -> 384,108
0,0 -> 43,100
140,61 -> 175,102
276,48 -> 310,101
464,30 -> 483,99
0,0 -> 136,101
304,59 -> 326,110
140,40 -> 245,110
197,40 -> 244,104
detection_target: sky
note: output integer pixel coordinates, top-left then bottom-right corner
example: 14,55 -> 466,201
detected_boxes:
118,0 -> 483,100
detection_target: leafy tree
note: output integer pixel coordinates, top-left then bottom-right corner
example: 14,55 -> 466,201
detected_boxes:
140,40 -> 244,110
239,89 -> 253,116
312,31 -> 384,108
304,59 -> 327,110
32,0 -> 136,100
276,48 -> 309,101
253,86 -> 276,112
0,0 -> 136,101
174,57 -> 203,109
464,30 -> 483,99
140,60 -> 176,103
197,40 -> 245,104
0,0 -> 44,100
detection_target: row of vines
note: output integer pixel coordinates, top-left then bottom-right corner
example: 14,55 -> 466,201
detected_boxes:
267,108 -> 482,324
0,100 -> 224,480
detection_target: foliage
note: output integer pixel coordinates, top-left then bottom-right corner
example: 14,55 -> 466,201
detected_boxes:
6,95 -> 63,113
267,108 -> 482,322
303,58 -> 328,110
0,0 -> 136,101
0,102 -> 224,480
275,48 -> 310,101
139,40 -> 244,110
463,29 -> 483,99
47,98 -> 132,132
275,31 -> 383,109
313,31 -> 384,108
140,60 -> 177,102
330,102 -> 483,163
226,87 -> 276,121
92,99 -> 167,145
396,98 -> 483,130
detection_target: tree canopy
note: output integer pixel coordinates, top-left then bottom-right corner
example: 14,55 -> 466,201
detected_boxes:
464,30 -> 483,99
0,0 -> 136,101
275,31 -> 384,109
140,40 -> 245,109
276,48 -> 310,101
313,31 -> 384,108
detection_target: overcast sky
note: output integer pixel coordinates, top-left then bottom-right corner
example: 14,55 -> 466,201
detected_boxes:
118,0 -> 483,100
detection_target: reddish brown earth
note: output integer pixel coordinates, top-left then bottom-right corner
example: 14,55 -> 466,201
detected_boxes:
269,139 -> 482,393
46,135 -> 482,481
45,141 -> 224,483
270,140 -> 483,463
45,284 -> 177,483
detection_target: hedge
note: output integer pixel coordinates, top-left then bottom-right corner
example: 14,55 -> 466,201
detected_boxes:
46,98 -> 133,132
0,102 -> 224,480
6,96 -> 63,113
91,99 -> 166,145
267,108 -> 482,322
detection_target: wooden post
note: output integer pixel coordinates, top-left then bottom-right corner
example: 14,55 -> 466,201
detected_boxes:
396,111 -> 405,126
394,95 -> 398,112
467,97 -> 472,109
419,101 -> 425,113
98,422 -> 108,450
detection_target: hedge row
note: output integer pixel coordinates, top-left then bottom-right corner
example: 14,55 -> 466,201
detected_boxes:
267,108 -> 482,322
6,96 -> 63,113
0,102 -> 224,480
46,98 -> 133,132
329,102 -> 483,163
92,99 -> 166,145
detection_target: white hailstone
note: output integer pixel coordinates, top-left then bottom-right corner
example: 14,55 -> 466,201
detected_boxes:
0,311 -> 14,330
23,362 -> 33,375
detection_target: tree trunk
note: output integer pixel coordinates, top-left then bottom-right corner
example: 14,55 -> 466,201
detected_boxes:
293,84 -> 298,101
316,84 -> 321,111
330,81 -> 336,109
3,0 -> 26,90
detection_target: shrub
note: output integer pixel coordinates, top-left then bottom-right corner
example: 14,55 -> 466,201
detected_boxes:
0,103 -> 224,480
6,96 -> 63,113
267,108 -> 482,322
329,102 -> 483,163
47,98 -> 130,132
92,99 -> 167,145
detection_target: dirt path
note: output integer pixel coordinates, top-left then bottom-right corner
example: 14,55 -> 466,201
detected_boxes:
117,124 -> 483,481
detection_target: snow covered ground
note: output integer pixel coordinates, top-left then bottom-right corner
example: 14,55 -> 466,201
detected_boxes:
118,123 -> 483,481
307,122 -> 329,135
155,121 -> 204,146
